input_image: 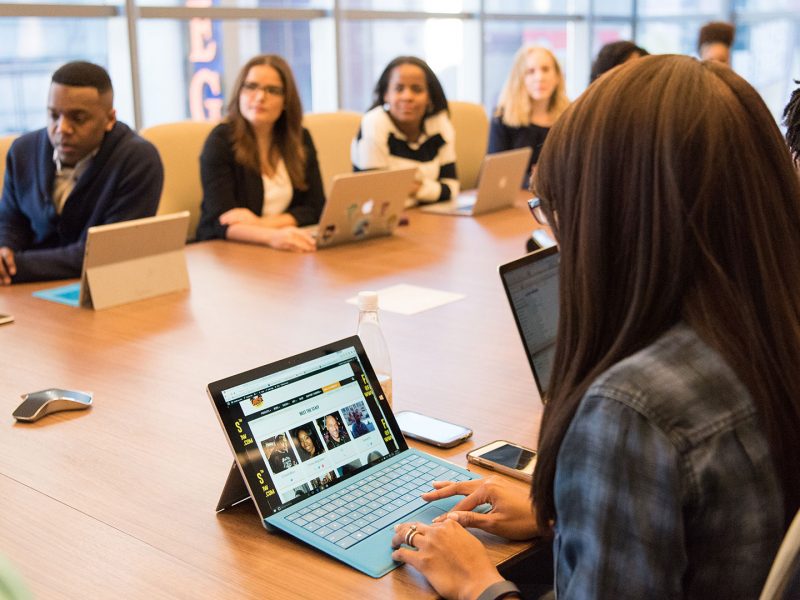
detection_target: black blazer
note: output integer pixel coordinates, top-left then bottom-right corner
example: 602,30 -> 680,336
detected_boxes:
196,122 -> 324,241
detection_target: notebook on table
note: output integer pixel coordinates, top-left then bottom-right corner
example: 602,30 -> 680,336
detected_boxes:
208,336 -> 485,578
309,168 -> 416,249
498,246 -> 560,396
421,147 -> 532,217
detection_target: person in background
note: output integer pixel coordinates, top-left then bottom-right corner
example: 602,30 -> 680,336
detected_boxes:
589,40 -> 649,82
0,61 -> 163,284
487,46 -> 569,189
783,80 -> 800,164
196,54 -> 323,252
697,21 -> 735,64
391,55 -> 800,600
352,56 -> 458,205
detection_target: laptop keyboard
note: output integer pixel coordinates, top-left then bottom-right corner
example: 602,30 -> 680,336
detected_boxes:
284,454 -> 471,549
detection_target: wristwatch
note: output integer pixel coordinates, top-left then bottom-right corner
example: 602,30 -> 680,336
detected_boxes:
475,580 -> 521,600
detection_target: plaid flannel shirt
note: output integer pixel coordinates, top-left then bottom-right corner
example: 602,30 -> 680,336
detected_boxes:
553,323 -> 785,599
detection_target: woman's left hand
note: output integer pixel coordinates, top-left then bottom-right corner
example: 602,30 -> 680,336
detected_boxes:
391,520 -> 505,600
219,208 -> 260,226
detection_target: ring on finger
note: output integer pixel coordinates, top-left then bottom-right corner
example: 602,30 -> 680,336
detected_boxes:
404,525 -> 417,546
407,530 -> 421,548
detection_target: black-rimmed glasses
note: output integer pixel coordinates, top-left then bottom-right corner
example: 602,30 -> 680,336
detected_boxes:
528,197 -> 549,227
241,82 -> 285,97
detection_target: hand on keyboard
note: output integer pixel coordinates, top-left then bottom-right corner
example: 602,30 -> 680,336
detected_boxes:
390,519 -> 504,600
425,477 -> 539,541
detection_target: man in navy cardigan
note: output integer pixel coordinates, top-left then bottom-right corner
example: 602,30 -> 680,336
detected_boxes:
0,61 -> 163,284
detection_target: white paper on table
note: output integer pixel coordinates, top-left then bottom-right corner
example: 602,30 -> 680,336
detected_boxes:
346,284 -> 465,315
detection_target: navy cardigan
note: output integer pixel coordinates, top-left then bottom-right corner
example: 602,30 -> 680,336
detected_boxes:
196,122 -> 324,241
0,122 -> 164,283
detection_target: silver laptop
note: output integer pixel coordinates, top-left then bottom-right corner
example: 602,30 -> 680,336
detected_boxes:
310,168 -> 416,249
421,147 -> 532,216
79,211 -> 190,310
498,246 -> 559,396
208,336 -> 486,578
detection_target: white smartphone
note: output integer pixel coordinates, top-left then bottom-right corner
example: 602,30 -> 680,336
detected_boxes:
0,313 -> 14,325
395,410 -> 473,448
467,440 -> 537,482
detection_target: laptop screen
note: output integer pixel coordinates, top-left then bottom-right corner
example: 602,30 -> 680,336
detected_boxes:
499,246 -> 560,395
209,338 -> 404,517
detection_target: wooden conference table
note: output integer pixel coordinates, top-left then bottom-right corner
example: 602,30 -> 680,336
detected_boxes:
0,206 -> 546,599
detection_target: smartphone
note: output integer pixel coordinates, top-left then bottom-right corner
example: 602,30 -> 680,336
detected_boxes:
467,440 -> 537,482
395,410 -> 473,448
0,313 -> 13,325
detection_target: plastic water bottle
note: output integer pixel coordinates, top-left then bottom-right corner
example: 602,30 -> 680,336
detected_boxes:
357,291 -> 393,406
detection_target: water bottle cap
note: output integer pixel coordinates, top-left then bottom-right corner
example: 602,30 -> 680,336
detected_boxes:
357,291 -> 379,311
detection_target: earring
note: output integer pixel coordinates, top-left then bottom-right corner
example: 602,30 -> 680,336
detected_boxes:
382,102 -> 390,112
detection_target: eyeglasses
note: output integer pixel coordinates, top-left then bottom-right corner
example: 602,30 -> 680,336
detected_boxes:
241,82 -> 285,97
528,197 -> 549,227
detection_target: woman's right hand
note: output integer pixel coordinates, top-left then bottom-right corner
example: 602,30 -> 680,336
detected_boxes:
219,207 -> 260,226
423,477 -> 539,541
266,227 -> 316,253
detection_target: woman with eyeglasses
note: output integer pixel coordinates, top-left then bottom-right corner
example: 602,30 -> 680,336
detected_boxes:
196,55 -> 323,251
391,55 -> 800,599
351,56 -> 458,205
488,46 -> 570,189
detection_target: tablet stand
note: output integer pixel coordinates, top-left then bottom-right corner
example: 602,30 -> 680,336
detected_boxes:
215,462 -> 253,512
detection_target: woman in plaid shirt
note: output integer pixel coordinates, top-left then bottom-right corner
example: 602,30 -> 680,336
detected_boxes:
392,55 -> 800,600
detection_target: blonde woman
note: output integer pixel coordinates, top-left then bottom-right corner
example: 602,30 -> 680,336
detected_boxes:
488,46 -> 569,187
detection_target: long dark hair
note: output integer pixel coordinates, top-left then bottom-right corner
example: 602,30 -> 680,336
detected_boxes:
225,54 -> 308,190
369,56 -> 449,116
532,55 -> 800,531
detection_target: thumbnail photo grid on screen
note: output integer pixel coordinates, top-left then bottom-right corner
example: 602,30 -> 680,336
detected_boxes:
257,399 -> 388,505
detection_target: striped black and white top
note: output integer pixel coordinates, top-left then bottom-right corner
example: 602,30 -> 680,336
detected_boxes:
351,106 -> 459,203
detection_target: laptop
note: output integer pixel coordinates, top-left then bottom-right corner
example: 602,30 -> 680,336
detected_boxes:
421,147 -> 532,216
498,246 -> 560,396
33,211 -> 190,309
79,211 -> 190,310
310,168 -> 416,249
207,336 -> 485,578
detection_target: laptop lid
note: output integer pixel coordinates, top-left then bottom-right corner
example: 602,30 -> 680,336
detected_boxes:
469,147 -> 532,215
314,168 -> 416,248
79,211 -> 190,310
420,147 -> 531,216
207,336 -> 407,523
498,246 -> 559,397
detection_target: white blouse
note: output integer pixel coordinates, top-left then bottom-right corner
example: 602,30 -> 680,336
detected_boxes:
261,158 -> 293,216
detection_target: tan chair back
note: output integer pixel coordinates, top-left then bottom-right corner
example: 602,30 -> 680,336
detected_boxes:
0,134 -> 18,195
448,101 -> 490,190
140,121 -> 216,241
302,111 -> 362,197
